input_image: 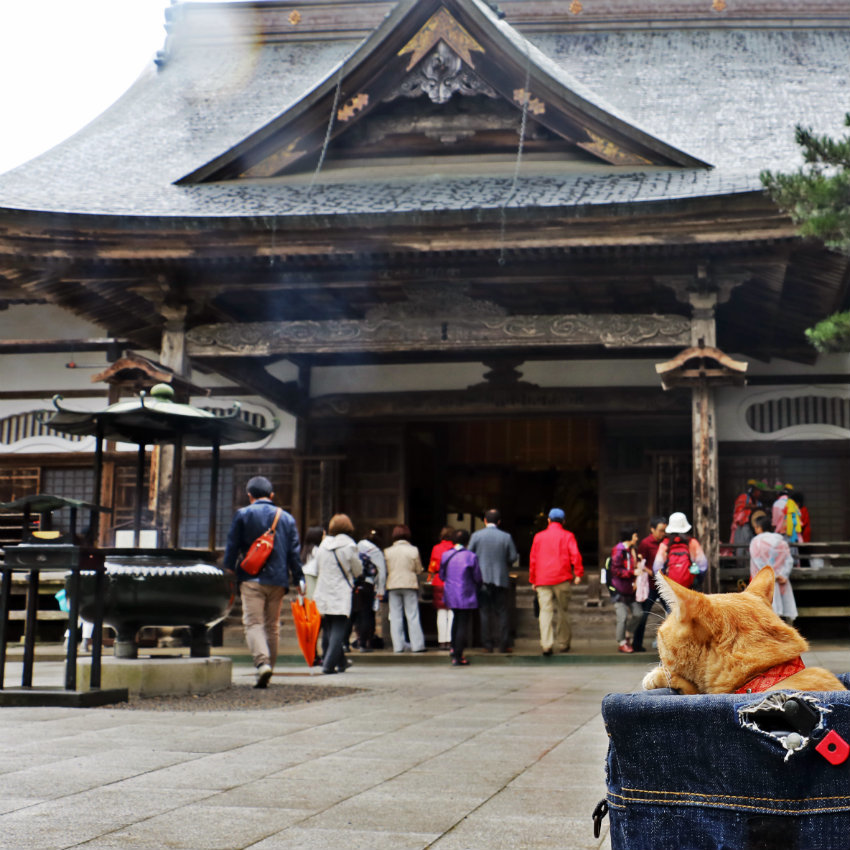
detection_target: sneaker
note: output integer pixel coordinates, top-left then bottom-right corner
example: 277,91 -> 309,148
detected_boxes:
618,642 -> 634,654
451,657 -> 470,666
542,648 -> 553,656
254,663 -> 273,688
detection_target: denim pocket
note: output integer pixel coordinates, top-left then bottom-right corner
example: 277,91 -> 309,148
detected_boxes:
602,687 -> 850,850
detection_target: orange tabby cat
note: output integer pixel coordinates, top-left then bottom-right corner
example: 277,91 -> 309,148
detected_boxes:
642,566 -> 846,693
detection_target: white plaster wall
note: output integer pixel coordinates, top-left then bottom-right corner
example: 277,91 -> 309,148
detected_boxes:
309,361 -> 486,395
716,352 -> 850,442
716,384 -> 850,442
521,359 -> 660,387
0,303 -> 105,340
307,358 -> 664,395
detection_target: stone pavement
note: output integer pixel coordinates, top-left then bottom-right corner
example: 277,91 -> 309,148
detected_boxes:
1,643 -> 847,850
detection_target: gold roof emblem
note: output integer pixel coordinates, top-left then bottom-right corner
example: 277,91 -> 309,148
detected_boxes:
398,6 -> 485,71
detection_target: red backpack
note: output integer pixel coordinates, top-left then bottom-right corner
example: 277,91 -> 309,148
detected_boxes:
664,534 -> 695,588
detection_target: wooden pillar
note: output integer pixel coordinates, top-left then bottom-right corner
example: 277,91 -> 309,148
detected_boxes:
292,363 -> 311,536
689,292 -> 719,593
155,303 -> 189,548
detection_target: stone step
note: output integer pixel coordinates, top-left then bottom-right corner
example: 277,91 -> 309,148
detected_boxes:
221,586 -> 663,648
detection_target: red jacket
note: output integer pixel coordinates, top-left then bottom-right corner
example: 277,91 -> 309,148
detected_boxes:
428,539 -> 453,609
529,522 -> 584,586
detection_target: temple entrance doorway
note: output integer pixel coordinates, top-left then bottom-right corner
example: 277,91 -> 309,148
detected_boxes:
406,417 -> 600,568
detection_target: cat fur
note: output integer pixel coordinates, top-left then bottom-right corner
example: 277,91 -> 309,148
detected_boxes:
641,566 -> 846,694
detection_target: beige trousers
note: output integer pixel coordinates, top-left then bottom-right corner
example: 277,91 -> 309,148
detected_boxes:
536,581 -> 572,652
240,581 -> 286,668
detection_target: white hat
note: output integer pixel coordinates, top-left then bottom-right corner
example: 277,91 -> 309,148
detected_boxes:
666,512 -> 692,534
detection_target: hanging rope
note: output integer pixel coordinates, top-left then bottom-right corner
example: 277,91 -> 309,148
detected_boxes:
272,65 -> 343,264
498,46 -> 532,266
308,64 -> 344,195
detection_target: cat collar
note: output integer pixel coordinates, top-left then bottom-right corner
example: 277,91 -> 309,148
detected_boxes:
734,656 -> 805,694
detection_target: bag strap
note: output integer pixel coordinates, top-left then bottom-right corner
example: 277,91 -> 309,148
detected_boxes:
267,507 -> 282,535
332,549 -> 353,588
442,550 -> 460,572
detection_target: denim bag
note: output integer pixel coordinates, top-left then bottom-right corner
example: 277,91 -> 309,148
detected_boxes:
598,674 -> 850,850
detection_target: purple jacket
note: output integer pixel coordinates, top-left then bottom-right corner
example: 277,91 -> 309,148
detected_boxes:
439,547 -> 482,609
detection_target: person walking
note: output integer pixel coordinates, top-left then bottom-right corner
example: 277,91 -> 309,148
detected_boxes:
749,513 -> 798,622
609,527 -> 645,654
529,508 -> 584,655
352,529 -> 387,652
300,525 -> 325,600
653,511 -> 708,589
384,524 -> 426,653
729,479 -> 764,547
440,529 -> 482,666
427,526 -> 455,649
222,476 -> 303,688
468,508 -> 518,653
313,513 -> 362,674
631,515 -> 667,652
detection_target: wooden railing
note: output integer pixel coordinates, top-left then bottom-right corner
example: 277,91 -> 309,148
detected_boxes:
719,541 -> 850,618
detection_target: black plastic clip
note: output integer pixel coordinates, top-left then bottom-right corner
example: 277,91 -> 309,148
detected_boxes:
592,799 -> 609,839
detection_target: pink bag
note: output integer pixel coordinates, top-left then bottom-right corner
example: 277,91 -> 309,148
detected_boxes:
635,570 -> 650,603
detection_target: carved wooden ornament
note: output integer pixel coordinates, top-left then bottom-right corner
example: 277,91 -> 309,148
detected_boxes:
187,314 -> 691,356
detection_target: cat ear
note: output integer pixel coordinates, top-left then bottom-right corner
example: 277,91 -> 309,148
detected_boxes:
745,565 -> 775,606
656,572 -> 700,620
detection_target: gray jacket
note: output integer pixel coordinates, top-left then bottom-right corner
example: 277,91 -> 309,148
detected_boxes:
468,524 -> 518,588
313,534 -> 362,617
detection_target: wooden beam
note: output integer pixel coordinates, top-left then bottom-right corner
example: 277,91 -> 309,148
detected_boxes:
0,339 -> 128,354
199,357 -> 304,416
187,313 -> 691,356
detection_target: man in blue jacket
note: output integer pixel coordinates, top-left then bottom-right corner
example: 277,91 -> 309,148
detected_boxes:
469,508 -> 519,653
223,476 -> 303,687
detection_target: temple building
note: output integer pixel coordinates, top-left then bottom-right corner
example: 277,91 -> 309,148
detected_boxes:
1,0 -> 849,587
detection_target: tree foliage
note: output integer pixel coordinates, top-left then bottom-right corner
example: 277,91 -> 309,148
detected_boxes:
761,113 -> 850,254
761,114 -> 850,352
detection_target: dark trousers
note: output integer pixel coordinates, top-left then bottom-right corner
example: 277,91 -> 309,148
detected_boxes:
451,608 -> 474,659
631,584 -> 670,651
351,582 -> 376,648
322,614 -> 349,673
478,583 -> 511,650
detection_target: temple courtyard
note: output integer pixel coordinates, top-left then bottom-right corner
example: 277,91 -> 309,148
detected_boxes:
0,642 -> 847,849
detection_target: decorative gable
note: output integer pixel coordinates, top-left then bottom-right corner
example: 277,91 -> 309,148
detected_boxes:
179,0 -> 708,184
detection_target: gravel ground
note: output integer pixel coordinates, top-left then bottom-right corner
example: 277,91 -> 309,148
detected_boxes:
99,683 -> 362,711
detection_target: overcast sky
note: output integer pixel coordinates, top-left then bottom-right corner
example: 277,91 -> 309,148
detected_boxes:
0,1 -> 171,175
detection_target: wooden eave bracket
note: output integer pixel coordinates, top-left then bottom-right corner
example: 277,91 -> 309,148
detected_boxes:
655,344 -> 747,391
90,351 -> 210,397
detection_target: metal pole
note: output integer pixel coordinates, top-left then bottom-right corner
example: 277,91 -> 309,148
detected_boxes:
92,425 -> 104,542
89,552 -> 105,689
0,567 -> 12,689
172,435 -> 184,549
208,441 -> 220,551
21,569 -> 39,687
134,443 -> 145,548
65,554 -> 81,691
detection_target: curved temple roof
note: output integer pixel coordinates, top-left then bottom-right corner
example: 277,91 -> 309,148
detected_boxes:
0,0 -> 847,220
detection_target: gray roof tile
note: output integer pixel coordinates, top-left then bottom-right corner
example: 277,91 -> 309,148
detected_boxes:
0,24 -> 847,219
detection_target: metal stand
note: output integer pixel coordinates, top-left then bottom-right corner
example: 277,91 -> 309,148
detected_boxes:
0,547 -> 127,707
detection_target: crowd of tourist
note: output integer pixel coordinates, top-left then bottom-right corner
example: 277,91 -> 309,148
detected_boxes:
221,474 -> 808,683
